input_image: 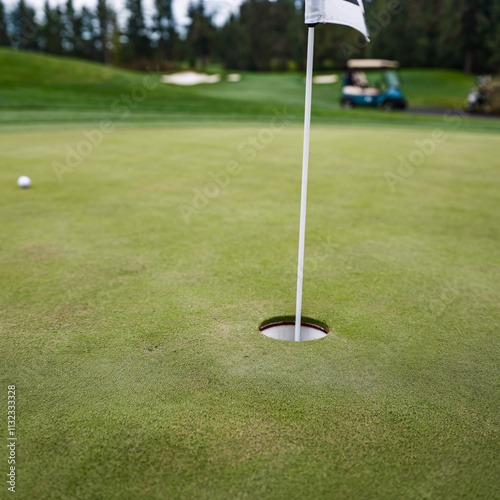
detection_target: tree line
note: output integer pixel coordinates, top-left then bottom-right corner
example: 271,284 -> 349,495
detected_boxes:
0,0 -> 498,73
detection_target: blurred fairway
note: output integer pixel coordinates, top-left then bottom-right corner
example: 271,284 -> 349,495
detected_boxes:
1,119 -> 499,498
2,48 -> 499,135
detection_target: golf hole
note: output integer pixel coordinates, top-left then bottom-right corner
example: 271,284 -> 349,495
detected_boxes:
259,320 -> 328,342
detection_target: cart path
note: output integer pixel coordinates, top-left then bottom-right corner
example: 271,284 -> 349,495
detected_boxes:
407,107 -> 500,120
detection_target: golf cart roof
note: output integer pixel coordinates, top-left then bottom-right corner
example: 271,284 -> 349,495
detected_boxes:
347,59 -> 400,69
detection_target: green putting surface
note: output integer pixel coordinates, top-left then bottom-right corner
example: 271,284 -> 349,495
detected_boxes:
1,123 -> 499,498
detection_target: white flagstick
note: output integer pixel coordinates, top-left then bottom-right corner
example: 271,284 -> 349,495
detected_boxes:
294,26 -> 315,342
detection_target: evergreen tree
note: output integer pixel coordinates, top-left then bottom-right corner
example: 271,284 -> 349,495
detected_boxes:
435,0 -> 466,69
286,0 -> 305,70
214,0 -> 500,73
315,21 -> 363,69
365,0 -> 423,67
268,0 -> 298,70
487,0 -> 500,71
238,0 -> 295,71
186,0 -> 216,69
461,0 -> 494,73
71,6 -> 86,58
462,0 -> 480,73
10,0 -> 39,50
77,6 -> 98,60
41,0 -> 63,54
125,0 -> 151,60
0,0 -> 10,46
218,14 -> 252,69
97,0 -> 114,63
62,0 -> 76,54
110,14 -> 124,65
154,0 -> 175,61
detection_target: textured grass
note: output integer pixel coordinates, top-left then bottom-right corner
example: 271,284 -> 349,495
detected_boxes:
1,124 -> 499,499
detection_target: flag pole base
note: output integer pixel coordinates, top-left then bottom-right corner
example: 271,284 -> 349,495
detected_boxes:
259,321 -> 327,342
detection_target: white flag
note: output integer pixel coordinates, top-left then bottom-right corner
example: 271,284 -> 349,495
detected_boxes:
305,0 -> 370,41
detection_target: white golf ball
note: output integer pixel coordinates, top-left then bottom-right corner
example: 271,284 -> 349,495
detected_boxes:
17,176 -> 31,188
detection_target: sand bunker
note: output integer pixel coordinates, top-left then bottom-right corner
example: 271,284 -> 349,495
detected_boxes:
312,75 -> 339,84
162,71 -> 221,86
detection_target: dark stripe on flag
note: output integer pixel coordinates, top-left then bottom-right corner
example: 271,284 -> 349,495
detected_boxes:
343,0 -> 359,5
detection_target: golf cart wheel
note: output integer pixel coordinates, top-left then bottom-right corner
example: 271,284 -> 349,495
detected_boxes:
382,99 -> 395,111
341,98 -> 354,109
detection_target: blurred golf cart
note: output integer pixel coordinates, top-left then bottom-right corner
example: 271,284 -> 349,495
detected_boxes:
341,59 -> 408,110
466,76 -> 500,115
